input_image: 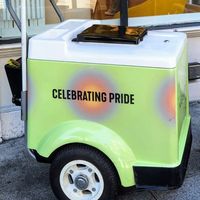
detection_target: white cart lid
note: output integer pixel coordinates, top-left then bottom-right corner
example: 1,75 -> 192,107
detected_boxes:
28,19 -> 187,69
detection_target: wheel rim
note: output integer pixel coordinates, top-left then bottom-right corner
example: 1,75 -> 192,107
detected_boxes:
59,160 -> 104,200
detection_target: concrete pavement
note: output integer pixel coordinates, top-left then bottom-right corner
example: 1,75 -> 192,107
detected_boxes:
0,102 -> 200,200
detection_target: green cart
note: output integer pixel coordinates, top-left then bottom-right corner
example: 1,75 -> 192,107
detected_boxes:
6,1 -> 192,199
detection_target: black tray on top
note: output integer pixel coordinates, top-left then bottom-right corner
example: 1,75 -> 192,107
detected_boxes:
73,24 -> 148,45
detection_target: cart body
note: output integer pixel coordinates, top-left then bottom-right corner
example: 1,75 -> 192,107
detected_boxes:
27,20 -> 191,189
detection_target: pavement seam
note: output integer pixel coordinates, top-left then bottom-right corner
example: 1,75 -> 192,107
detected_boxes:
149,191 -> 158,200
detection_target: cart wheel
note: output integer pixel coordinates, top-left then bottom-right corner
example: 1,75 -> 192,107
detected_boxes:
50,145 -> 118,200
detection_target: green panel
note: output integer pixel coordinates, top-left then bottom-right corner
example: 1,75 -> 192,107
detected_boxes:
176,47 -> 189,138
176,46 -> 191,159
27,53 -> 190,187
37,120 -> 136,187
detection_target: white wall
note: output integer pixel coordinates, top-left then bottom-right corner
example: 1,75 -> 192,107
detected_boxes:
0,45 -> 24,142
0,44 -> 21,107
0,58 -> 13,107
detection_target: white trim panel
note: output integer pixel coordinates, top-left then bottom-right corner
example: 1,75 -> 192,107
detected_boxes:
28,20 -> 187,69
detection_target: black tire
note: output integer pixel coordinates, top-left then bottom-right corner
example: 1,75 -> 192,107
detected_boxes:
50,144 -> 119,200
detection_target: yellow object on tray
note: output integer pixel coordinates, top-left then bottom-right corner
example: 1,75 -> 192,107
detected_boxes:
114,0 -> 187,18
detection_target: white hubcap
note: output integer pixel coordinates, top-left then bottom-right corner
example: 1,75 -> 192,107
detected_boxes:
60,160 -> 104,200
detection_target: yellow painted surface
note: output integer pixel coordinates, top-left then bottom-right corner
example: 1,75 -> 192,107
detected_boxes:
115,0 -> 187,18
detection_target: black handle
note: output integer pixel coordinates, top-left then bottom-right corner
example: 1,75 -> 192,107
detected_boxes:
120,0 -> 128,27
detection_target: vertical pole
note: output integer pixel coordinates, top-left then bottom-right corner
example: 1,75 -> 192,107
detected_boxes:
21,0 -> 27,92
21,0 -> 27,121
120,0 -> 128,27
